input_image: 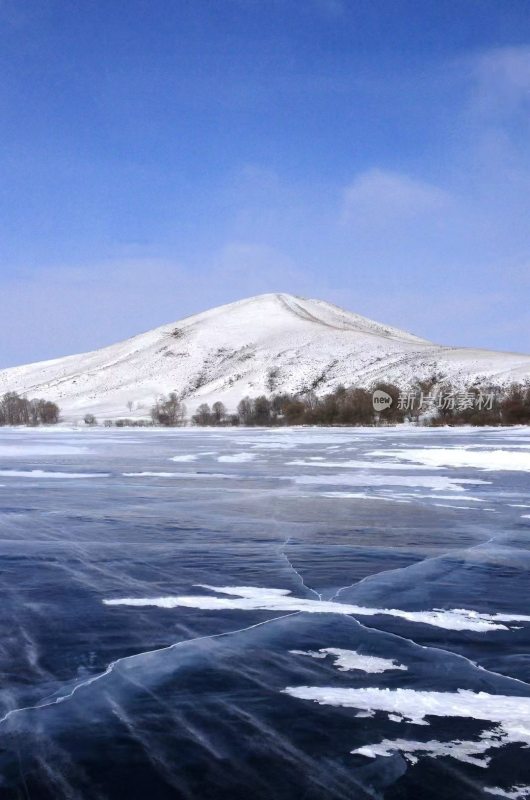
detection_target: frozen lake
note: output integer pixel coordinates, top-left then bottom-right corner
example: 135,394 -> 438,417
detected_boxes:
0,425 -> 529,799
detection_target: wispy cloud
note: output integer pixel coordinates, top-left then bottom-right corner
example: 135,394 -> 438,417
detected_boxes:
0,246 -> 315,367
471,46 -> 530,116
341,169 -> 450,227
2,41 -> 530,365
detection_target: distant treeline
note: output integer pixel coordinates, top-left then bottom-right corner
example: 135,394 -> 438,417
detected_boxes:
183,382 -> 529,427
0,392 -> 60,426
98,381 -> 530,428
6,381 -> 528,429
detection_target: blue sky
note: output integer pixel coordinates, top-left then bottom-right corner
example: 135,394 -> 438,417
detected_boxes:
1,0 -> 530,366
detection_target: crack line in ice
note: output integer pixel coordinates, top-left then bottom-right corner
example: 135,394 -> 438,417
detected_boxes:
278,537 -> 322,601
341,604 -> 530,699
329,553 -> 530,695
0,612 -> 299,728
329,558 -> 417,604
329,526 -> 500,607
240,607 -> 530,775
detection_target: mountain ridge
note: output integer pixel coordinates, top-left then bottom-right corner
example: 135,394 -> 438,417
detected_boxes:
1,293 -> 529,421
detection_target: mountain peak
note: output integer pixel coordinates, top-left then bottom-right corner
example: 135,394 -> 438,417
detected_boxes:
1,294 -> 529,420
177,292 -> 429,345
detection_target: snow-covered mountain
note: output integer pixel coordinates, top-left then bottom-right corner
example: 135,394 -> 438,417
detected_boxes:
2,293 -> 530,421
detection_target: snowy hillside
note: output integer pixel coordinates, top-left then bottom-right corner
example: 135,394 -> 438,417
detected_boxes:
1,293 -> 530,421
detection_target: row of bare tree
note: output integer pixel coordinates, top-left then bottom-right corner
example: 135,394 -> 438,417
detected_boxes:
0,392 -> 60,426
189,381 -> 530,427
82,380 -> 530,428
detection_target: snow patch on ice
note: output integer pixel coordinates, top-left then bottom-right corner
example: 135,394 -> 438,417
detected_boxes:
103,585 -> 530,632
251,443 -> 296,450
355,732 -> 501,768
217,453 -> 256,463
0,444 -> 89,456
0,469 -> 108,479
290,648 -> 407,673
402,494 -> 486,502
370,448 -> 530,472
291,473 -> 488,492
322,492 -> 411,504
288,459 -> 438,470
282,686 -> 530,768
433,504 -> 474,510
122,471 -> 236,479
484,786 -> 530,799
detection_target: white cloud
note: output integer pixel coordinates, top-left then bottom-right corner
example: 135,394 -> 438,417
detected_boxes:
4,40 -> 530,370
0,244 -> 316,367
341,169 -> 450,227
471,46 -> 530,116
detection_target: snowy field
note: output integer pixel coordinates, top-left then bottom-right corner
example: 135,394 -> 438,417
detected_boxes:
0,425 -> 530,798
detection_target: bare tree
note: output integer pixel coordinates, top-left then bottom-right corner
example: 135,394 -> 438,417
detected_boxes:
212,401 -> 226,425
151,393 -> 187,426
0,393 -> 59,426
193,403 -> 212,426
35,399 -> 60,424
237,397 -> 254,426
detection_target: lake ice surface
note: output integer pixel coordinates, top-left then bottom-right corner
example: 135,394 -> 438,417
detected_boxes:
0,425 -> 529,799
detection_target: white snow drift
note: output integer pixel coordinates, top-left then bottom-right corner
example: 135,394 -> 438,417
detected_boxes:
370,448 -> 530,472
283,685 -> 530,772
103,585 -> 530,632
290,648 -> 407,674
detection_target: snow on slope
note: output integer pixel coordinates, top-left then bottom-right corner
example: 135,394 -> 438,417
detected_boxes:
1,293 -> 529,421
